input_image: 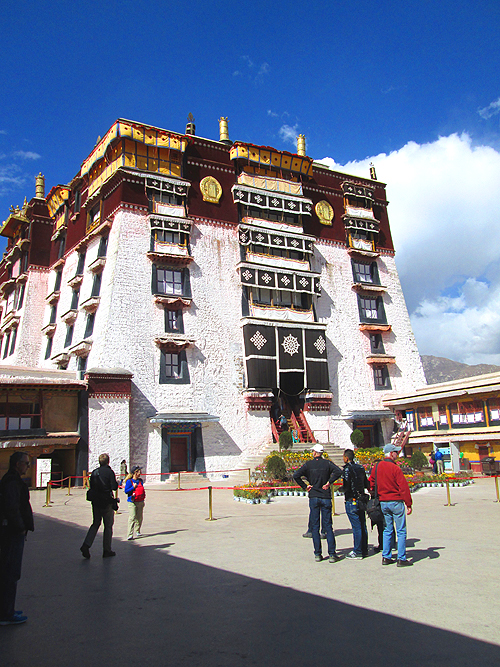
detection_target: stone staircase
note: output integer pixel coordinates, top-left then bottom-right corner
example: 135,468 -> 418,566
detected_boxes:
228,441 -> 345,484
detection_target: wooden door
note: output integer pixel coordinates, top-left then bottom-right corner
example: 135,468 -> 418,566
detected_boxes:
170,436 -> 189,471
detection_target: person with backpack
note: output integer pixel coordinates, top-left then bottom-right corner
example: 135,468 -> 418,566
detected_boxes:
342,448 -> 370,559
80,453 -> 118,559
125,466 -> 145,540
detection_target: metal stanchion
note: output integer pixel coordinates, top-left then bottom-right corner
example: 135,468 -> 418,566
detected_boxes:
83,470 -> 89,488
494,476 -> 500,503
331,485 -> 339,516
205,486 -> 216,521
444,478 -> 454,506
177,472 -> 181,490
67,476 -> 72,496
43,483 -> 52,507
248,468 -> 251,485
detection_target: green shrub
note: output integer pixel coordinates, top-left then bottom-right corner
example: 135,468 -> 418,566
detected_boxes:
266,455 -> 288,481
279,430 -> 293,450
410,450 -> 428,470
350,429 -> 365,447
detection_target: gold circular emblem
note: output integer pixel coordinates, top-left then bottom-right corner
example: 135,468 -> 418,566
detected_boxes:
315,200 -> 334,225
200,176 -> 222,203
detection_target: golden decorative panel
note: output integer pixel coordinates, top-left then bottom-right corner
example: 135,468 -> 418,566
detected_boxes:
315,200 -> 334,226
200,176 -> 222,203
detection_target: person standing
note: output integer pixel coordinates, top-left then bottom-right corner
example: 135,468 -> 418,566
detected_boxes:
125,466 -> 145,540
293,444 -> 342,562
342,449 -> 369,559
80,453 -> 118,559
434,449 -> 444,475
369,444 -> 413,567
0,451 -> 34,625
119,459 -> 128,487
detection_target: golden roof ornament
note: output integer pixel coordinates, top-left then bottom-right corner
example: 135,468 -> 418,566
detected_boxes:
219,117 -> 229,142
297,134 -> 306,156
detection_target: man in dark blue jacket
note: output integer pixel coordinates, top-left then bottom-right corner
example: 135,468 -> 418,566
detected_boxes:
0,451 -> 34,625
293,444 -> 342,562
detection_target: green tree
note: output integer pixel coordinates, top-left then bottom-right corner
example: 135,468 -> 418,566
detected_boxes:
350,429 -> 365,448
266,455 -> 288,480
279,430 -> 293,450
410,450 -> 428,470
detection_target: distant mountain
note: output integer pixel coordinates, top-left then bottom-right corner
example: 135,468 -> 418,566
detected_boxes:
421,355 -> 500,385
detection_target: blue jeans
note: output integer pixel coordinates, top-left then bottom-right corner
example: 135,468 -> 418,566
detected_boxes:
309,497 -> 336,556
345,500 -> 368,555
381,501 -> 407,560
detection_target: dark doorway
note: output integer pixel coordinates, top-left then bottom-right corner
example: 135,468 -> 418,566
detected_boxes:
279,372 -> 305,397
170,435 -> 189,471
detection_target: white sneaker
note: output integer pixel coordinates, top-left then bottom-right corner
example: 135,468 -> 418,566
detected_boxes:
136,532 -> 141,537
127,536 -> 134,541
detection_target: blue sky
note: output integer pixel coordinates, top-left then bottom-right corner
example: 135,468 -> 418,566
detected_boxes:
2,0 -> 500,365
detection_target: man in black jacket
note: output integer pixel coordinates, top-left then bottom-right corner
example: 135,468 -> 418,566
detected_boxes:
0,451 -> 34,625
293,444 -> 342,562
80,453 -> 118,559
342,449 -> 369,559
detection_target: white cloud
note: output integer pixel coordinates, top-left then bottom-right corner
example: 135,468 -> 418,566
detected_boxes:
317,133 -> 500,364
279,123 -> 298,146
478,97 -> 500,120
13,150 -> 41,160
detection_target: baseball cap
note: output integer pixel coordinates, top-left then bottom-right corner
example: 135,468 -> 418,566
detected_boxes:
131,465 -> 141,473
311,444 -> 324,453
383,443 -> 401,454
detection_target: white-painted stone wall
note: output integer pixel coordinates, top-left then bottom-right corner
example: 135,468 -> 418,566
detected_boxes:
87,396 -> 130,472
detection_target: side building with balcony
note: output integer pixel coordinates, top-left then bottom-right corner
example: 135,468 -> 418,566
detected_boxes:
0,116 -> 425,479
384,372 -> 500,474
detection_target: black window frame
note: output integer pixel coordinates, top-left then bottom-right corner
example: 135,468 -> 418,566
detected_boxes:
54,270 -> 62,292
97,234 -> 108,258
358,295 -> 387,324
152,265 -> 191,298
64,324 -> 74,348
45,336 -> 53,360
373,365 -> 391,390
352,260 -> 380,285
370,333 -> 385,354
71,289 -> 80,310
91,272 -> 102,297
76,251 -> 86,275
164,309 -> 184,333
84,313 -> 95,338
159,350 -> 190,384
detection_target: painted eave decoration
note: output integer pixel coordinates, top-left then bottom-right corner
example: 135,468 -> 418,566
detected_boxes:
0,208 -> 29,238
80,119 -> 189,177
46,185 -> 71,218
230,142 -> 313,176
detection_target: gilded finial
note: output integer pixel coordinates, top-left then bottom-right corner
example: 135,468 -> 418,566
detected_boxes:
35,172 -> 45,198
297,134 -> 306,156
219,117 -> 229,143
369,163 -> 377,180
186,113 -> 196,136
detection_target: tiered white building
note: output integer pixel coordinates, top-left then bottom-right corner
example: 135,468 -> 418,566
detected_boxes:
0,116 -> 425,483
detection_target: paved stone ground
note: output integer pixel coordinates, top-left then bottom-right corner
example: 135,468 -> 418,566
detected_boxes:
2,478 -> 500,666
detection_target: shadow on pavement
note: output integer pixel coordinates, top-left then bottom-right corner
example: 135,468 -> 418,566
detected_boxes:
2,515 -> 499,667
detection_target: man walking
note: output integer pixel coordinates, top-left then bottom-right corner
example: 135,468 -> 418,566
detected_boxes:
368,443 -> 413,567
342,449 -> 369,559
0,451 -> 34,625
81,453 -> 118,559
293,444 -> 342,562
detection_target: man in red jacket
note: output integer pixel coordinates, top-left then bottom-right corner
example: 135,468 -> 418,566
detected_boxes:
368,443 -> 413,567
